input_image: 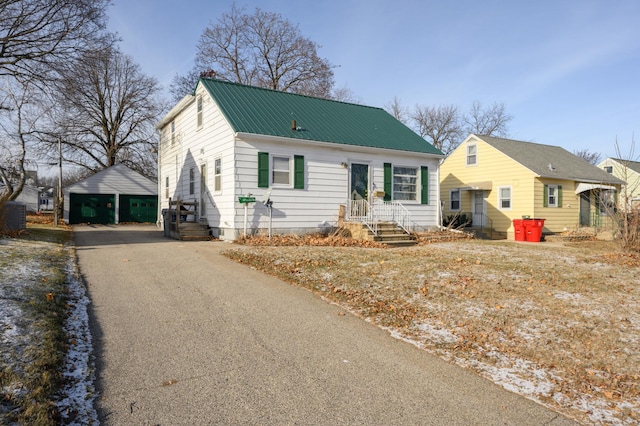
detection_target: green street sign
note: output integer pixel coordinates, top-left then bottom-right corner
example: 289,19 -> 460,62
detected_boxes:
238,196 -> 256,204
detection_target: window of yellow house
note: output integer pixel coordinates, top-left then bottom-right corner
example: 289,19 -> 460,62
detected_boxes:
450,189 -> 460,211
547,184 -> 558,207
498,186 -> 511,210
466,144 -> 477,166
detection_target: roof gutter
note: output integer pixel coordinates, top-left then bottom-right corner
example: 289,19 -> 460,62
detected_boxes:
155,94 -> 195,130
234,132 -> 445,159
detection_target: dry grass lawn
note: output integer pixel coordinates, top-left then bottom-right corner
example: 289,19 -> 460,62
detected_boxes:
224,234 -> 640,425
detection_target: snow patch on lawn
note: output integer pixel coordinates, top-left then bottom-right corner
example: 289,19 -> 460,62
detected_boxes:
54,259 -> 98,425
0,240 -> 97,424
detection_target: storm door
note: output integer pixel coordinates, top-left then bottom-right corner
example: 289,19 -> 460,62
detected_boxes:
349,163 -> 369,218
350,163 -> 369,201
580,192 -> 590,226
472,191 -> 486,227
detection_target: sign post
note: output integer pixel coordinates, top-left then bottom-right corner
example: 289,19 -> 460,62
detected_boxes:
238,195 -> 256,237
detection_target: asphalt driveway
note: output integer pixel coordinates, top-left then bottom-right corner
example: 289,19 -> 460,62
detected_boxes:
74,224 -> 577,425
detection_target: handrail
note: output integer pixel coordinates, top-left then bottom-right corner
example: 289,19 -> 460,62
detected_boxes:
346,198 -> 412,236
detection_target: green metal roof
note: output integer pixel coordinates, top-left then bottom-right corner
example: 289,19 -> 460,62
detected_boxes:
198,78 -> 443,156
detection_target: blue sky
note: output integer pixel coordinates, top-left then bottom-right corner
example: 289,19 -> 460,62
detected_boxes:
108,0 -> 640,158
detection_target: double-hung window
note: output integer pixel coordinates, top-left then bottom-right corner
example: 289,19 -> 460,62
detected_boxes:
258,152 -> 305,189
547,185 -> 558,207
543,184 -> 562,208
466,144 -> 477,166
272,156 -> 291,185
165,176 -> 169,198
498,186 -> 511,209
393,166 -> 417,201
450,189 -> 460,211
196,96 -> 203,128
214,157 -> 221,192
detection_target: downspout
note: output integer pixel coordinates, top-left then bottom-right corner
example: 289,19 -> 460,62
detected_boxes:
156,129 -> 162,228
437,156 -> 444,229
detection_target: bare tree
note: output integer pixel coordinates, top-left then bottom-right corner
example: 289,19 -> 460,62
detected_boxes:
602,137 -> 640,251
0,76 -> 47,207
573,149 -> 602,165
331,85 -> 360,103
0,0 -> 109,84
411,104 -> 464,154
47,45 -> 163,178
385,96 -> 409,124
464,100 -> 512,137
171,5 -> 334,101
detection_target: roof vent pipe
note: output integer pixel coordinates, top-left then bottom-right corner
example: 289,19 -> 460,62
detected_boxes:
291,119 -> 297,130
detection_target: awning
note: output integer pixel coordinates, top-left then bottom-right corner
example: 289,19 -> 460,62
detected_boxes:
575,182 -> 616,194
459,181 -> 492,191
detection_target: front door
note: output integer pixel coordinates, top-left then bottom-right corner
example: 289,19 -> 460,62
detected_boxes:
349,163 -> 369,218
580,191 -> 590,226
350,163 -> 369,201
472,191 -> 486,227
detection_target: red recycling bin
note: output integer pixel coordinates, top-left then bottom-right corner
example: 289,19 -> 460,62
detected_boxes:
524,218 -> 545,242
512,219 -> 526,241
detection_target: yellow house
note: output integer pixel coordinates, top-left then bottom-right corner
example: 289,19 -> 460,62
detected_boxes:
597,158 -> 640,209
440,135 -> 623,239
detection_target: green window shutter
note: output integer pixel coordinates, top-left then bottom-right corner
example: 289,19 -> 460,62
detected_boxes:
558,185 -> 563,207
420,166 -> 429,204
595,191 -> 600,216
294,155 -> 304,189
614,189 -> 618,212
543,184 -> 548,207
258,152 -> 269,188
383,162 -> 392,201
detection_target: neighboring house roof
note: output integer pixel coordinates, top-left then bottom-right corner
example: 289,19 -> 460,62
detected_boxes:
477,135 -> 623,184
198,78 -> 444,156
64,163 -> 157,195
606,158 -> 640,175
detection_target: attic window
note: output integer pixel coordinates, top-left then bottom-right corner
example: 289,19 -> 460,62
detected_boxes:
196,96 -> 203,128
466,144 -> 477,166
604,166 -> 613,174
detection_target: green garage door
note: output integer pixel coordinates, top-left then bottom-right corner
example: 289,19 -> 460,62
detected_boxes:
69,193 -> 116,224
119,195 -> 157,223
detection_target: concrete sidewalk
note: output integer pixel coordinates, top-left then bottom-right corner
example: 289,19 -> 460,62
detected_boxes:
74,224 -> 577,425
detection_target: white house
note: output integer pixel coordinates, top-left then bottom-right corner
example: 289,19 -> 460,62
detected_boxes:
63,164 -> 158,224
0,183 -> 39,213
156,78 -> 444,241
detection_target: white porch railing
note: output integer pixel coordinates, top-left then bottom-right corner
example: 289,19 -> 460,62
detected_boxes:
347,198 -> 412,235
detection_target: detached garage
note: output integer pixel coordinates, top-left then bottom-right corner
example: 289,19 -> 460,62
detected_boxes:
64,164 -> 157,225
